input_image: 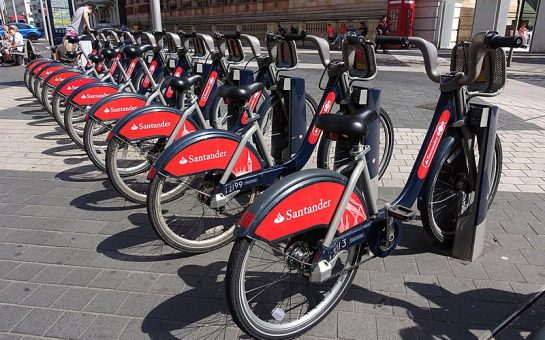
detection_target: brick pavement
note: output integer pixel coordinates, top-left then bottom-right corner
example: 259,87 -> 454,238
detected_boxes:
0,50 -> 544,340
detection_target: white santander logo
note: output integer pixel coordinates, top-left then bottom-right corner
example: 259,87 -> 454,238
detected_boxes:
104,107 -> 111,113
178,150 -> 227,165
274,213 -> 285,224
273,199 -> 332,224
130,124 -> 138,130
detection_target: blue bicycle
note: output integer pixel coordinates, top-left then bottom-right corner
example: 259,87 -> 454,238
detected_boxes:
225,31 -> 521,339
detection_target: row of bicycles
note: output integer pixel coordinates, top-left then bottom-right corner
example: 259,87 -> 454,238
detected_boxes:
24,27 -> 521,339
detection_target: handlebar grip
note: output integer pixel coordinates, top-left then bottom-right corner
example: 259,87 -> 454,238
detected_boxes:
178,31 -> 196,38
282,33 -> 307,41
346,35 -> 365,45
487,35 -> 523,48
219,32 -> 241,40
375,35 -> 406,45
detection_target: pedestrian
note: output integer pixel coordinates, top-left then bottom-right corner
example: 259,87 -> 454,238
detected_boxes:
277,24 -> 286,36
120,24 -> 128,32
358,21 -> 368,38
332,23 -> 347,46
518,22 -> 529,47
58,1 -> 95,60
326,23 -> 334,43
348,24 -> 356,33
375,15 -> 389,53
290,25 -> 298,34
137,21 -> 142,31
1,25 -> 23,64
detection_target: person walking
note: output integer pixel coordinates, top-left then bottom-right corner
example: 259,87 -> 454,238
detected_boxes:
358,21 -> 368,38
277,24 -> 286,36
375,15 -> 389,53
59,2 -> 95,60
326,23 -> 334,43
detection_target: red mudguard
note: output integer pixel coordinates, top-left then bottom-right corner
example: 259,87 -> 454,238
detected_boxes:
67,83 -> 119,106
57,76 -> 97,97
237,169 -> 368,242
88,93 -> 148,121
36,64 -> 66,80
113,107 -> 198,142
150,131 -> 264,179
46,70 -> 82,87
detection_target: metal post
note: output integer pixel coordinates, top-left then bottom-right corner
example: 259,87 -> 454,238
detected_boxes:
11,0 -> 17,22
0,0 -> 5,25
507,0 -> 522,67
39,0 -> 50,45
150,0 -> 162,32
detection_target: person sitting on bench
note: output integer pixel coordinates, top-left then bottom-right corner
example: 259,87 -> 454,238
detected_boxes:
1,26 -> 24,63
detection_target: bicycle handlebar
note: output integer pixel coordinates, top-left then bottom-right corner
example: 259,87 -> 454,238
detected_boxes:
486,34 -> 523,49
213,31 -> 241,40
178,30 -> 196,39
377,32 -> 520,86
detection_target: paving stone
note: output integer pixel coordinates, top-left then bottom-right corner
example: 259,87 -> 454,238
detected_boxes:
0,260 -> 19,277
473,280 -> 519,303
509,282 -> 544,302
369,271 -> 406,294
44,312 -> 96,339
28,265 -> 72,284
482,262 -> 526,282
58,267 -> 102,287
466,300 -> 517,326
480,246 -> 529,265
12,246 -> 52,263
80,315 -> 131,340
20,284 -> 66,307
403,274 -> 442,297
83,290 -> 130,314
521,248 -> 545,266
375,315 -> 417,340
448,259 -> 489,280
10,308 -> 63,336
0,282 -> 41,304
51,287 -> 99,311
0,304 -> 32,332
494,234 -> 534,249
116,293 -> 164,318
517,264 -> 545,284
41,247 -> 79,265
383,256 -> 419,275
337,312 -> 377,339
117,272 -> 160,293
427,296 -> 471,323
2,263 -> 45,281
353,289 -> 392,316
88,270 -> 130,290
390,292 -> 432,320
414,253 -> 454,276
306,311 -> 338,338
526,235 -> 545,249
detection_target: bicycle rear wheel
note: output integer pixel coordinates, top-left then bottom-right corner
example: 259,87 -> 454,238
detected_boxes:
420,136 -> 502,244
52,93 -> 68,129
226,234 -> 363,339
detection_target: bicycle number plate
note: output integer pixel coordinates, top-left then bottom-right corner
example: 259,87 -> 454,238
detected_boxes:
168,59 -> 176,69
358,89 -> 368,105
196,63 -> 203,73
147,54 -> 153,64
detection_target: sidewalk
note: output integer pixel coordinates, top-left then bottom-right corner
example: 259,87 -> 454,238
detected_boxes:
0,51 -> 544,340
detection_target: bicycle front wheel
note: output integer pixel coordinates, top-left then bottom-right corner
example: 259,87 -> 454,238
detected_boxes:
317,108 -> 394,179
226,235 -> 363,340
64,102 -> 89,148
147,171 -> 255,253
84,119 -> 114,172
420,136 -> 502,244
52,93 -> 68,130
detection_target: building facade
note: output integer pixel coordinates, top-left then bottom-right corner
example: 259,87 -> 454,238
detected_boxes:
74,0 -> 124,26
4,0 -> 34,24
127,0 -> 543,52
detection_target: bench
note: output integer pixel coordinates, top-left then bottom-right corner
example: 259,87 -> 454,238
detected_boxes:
8,40 -> 46,65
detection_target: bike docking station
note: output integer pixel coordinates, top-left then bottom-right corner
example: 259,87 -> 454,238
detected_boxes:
272,75 -> 307,162
450,40 -> 507,261
452,104 -> 499,261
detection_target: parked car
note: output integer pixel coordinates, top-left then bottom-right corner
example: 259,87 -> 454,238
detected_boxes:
0,23 -> 44,41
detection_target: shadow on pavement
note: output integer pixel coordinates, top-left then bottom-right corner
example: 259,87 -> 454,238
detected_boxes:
142,261 -> 238,340
97,212 -> 186,262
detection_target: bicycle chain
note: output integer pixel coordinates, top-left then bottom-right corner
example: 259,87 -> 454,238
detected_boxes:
321,254 -> 374,283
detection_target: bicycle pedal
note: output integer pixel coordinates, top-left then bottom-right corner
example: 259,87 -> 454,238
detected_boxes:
388,205 -> 416,221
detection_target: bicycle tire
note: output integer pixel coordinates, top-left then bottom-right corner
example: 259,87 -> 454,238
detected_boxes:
317,108 -> 394,179
51,93 -> 67,130
41,82 -> 55,116
83,118 -> 113,172
147,171 -> 255,253
420,136 -> 502,244
226,236 -> 363,339
105,137 -> 165,203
